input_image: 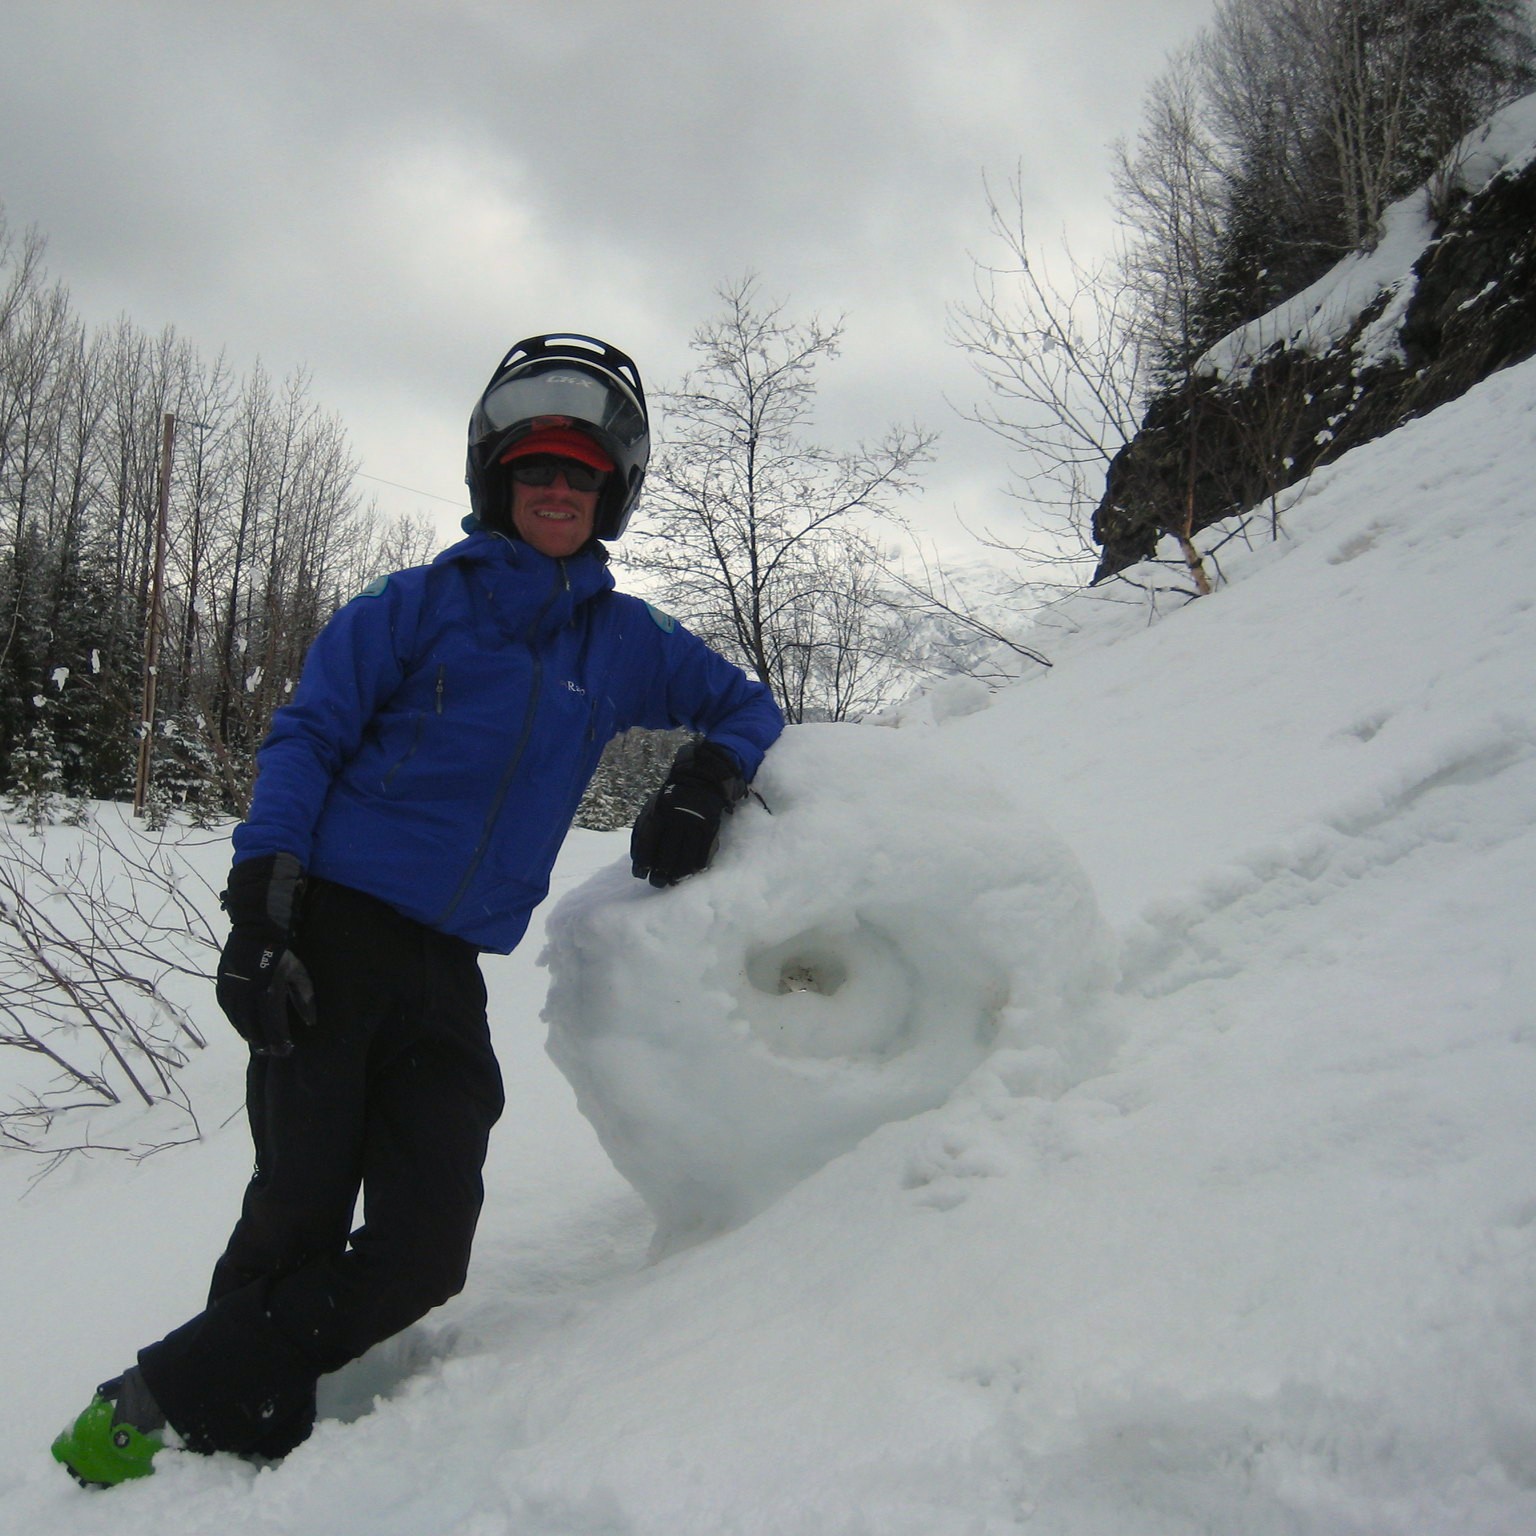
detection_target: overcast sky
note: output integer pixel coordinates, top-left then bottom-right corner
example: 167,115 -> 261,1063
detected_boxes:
0,1 -> 1214,559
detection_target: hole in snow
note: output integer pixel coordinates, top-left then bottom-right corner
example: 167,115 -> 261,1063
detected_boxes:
747,937 -> 849,997
777,956 -> 848,995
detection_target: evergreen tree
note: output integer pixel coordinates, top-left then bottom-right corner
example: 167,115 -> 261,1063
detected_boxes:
147,709 -> 228,828
4,705 -> 66,832
576,727 -> 694,832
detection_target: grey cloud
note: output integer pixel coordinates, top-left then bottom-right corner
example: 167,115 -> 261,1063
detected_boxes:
0,0 -> 1215,543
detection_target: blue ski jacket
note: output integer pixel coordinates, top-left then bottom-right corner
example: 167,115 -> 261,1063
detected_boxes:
232,530 -> 784,952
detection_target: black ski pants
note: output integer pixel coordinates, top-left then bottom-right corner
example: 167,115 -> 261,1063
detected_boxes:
137,879 -> 504,1459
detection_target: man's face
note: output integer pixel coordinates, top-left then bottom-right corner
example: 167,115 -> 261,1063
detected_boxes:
509,459 -> 603,558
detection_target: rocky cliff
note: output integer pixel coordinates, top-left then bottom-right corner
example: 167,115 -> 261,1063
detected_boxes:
1092,95 -> 1536,583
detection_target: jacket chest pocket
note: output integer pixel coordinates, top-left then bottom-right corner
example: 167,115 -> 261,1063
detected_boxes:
377,663 -> 454,792
579,687 -> 617,747
379,664 -> 444,791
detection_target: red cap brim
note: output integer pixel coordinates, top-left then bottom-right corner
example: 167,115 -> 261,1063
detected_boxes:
500,426 -> 614,472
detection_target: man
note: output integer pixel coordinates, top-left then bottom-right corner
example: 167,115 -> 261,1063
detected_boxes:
52,334 -> 784,1486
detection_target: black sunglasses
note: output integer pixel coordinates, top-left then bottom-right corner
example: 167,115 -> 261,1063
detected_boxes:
507,456 -> 609,492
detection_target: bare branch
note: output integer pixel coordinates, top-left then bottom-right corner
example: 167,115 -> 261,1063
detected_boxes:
0,808 -> 217,1165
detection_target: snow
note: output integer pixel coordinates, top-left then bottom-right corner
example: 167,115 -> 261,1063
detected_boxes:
1200,191 -> 1436,379
544,723 -> 1117,1252
1452,89 -> 1536,191
3,348 -> 1536,1530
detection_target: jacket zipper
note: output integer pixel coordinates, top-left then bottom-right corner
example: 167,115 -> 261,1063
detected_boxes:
381,664 -> 444,793
436,561 -> 568,927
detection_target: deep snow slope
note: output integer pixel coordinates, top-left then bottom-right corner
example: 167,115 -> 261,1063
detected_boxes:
3,355 -> 1536,1535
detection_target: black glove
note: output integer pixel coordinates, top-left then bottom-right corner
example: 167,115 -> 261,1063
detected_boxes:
215,853 -> 317,1057
631,741 -> 747,888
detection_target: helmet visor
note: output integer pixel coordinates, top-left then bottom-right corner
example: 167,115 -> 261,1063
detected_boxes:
478,363 -> 647,451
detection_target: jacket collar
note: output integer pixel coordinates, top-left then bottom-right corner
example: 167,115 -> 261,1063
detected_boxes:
435,530 -> 615,642
437,529 -> 614,598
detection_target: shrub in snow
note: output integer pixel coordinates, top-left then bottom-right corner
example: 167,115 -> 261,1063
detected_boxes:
0,810 -> 215,1160
543,721 -> 1119,1251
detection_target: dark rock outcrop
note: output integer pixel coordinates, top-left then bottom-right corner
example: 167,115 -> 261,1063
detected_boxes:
1092,131 -> 1536,583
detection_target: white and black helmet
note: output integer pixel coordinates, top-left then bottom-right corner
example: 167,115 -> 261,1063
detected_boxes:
466,333 -> 650,540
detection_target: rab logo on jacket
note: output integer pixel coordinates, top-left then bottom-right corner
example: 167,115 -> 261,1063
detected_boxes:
561,680 -> 587,696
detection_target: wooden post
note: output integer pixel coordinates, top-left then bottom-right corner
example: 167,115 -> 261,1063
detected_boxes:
133,412 -> 176,817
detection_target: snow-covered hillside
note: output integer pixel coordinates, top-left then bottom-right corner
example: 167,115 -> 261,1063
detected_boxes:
3,351 -> 1535,1534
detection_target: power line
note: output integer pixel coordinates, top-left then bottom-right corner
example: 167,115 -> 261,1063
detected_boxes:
356,470 -> 464,507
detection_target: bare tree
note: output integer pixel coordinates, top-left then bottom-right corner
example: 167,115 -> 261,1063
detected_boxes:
165,349 -> 235,711
349,508 -> 440,584
1008,0 -> 1536,603
1104,0 -> 1535,381
0,210 -> 441,813
771,526 -> 922,723
624,276 -> 934,721
949,176 -> 1148,583
1113,47 -> 1229,379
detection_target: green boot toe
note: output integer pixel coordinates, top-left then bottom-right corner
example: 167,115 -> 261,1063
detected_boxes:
51,1394 -> 165,1488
